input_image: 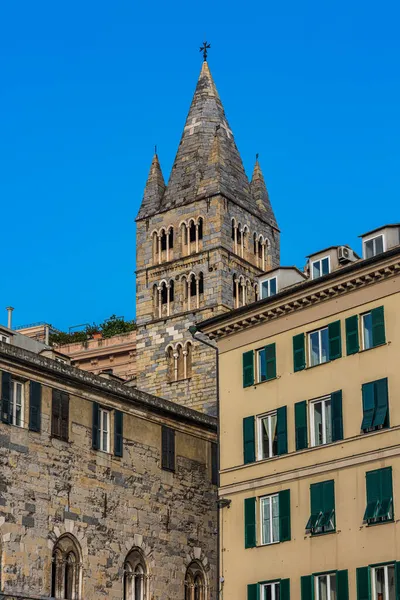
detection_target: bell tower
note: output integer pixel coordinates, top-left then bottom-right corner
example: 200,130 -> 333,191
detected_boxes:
135,58 -> 279,415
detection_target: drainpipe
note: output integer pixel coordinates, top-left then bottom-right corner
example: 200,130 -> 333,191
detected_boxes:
6,307 -> 14,330
188,325 -> 223,600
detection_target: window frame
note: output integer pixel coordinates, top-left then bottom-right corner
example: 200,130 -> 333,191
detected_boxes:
361,311 -> 373,351
0,334 -> 10,343
259,493 -> 280,546
260,277 -> 278,299
311,256 -> 330,280
10,379 -> 24,428
314,572 -> 337,600
308,326 -> 329,367
99,407 -> 110,453
309,395 -> 332,447
257,411 -> 278,460
371,564 -> 395,600
260,581 -> 280,600
364,234 -> 385,259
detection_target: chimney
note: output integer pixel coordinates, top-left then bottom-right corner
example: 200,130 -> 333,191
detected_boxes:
6,307 -> 14,330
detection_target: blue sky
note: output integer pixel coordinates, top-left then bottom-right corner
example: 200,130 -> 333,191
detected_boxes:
1,0 -> 399,330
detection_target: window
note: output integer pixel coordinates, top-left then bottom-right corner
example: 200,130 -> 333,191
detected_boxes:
314,573 -> 336,600
185,562 -> 206,600
257,412 -> 278,460
260,582 -> 280,600
260,494 -> 280,545
0,334 -> 10,343
51,389 -> 69,441
260,277 -> 277,299
10,380 -> 24,427
99,408 -> 110,453
363,467 -> 393,525
124,548 -> 147,600
161,426 -> 175,472
310,396 -> 332,447
371,564 -> 395,600
312,256 -> 330,279
362,306 -> 386,350
51,534 -> 82,599
306,480 -> 335,535
364,234 -> 384,259
309,327 -> 329,366
361,378 -> 389,432
256,344 -> 276,383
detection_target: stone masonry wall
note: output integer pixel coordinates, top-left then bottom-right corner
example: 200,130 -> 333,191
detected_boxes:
0,349 -> 217,600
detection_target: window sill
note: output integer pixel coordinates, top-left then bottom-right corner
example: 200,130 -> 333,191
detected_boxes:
365,518 -> 394,528
258,540 -> 280,548
168,377 -> 192,385
309,529 -> 336,537
245,376 -> 278,389
358,342 -> 387,354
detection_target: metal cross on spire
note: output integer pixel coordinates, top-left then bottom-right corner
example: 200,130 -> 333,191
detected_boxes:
199,41 -> 211,61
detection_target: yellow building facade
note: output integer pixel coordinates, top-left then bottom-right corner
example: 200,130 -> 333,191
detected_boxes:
198,229 -> 400,600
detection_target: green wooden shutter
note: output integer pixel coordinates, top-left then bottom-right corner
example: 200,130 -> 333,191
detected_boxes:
310,482 -> 323,517
243,351 -> 255,387
328,320 -> 342,360
1,371 -> 11,424
277,406 -> 288,455
92,402 -> 100,450
29,381 -> 42,432
244,497 -> 257,548
279,489 -> 291,542
361,382 -> 375,430
295,401 -> 308,450
280,578 -> 290,600
364,469 -> 380,521
371,306 -> 386,347
243,416 -> 255,464
301,575 -> 313,600
323,480 -> 335,528
337,570 -> 349,600
381,467 -> 393,507
114,410 -> 123,457
395,562 -> 400,600
345,315 -> 359,355
293,334 -> 306,372
265,343 -> 276,380
331,390 -> 343,442
372,378 -> 389,428
356,567 -> 370,600
247,584 -> 259,600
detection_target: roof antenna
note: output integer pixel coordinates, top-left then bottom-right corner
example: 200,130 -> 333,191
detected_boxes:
256,153 -> 259,161
154,144 -> 157,155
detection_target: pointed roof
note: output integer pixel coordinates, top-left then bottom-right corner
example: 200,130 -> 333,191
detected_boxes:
250,158 -> 278,228
137,153 -> 165,220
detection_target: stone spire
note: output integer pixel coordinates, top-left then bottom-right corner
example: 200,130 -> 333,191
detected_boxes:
137,153 -> 165,220
160,62 -> 259,217
250,157 -> 278,229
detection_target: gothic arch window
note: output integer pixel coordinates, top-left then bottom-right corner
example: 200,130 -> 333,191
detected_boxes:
123,548 -> 147,600
189,220 -> 196,244
166,341 -> 192,382
237,222 -> 242,247
184,272 -> 204,310
155,280 -> 174,318
51,534 -> 82,600
231,218 -> 236,241
254,282 -> 259,302
233,274 -> 238,308
197,217 -> 203,241
176,344 -> 184,380
185,562 -> 206,600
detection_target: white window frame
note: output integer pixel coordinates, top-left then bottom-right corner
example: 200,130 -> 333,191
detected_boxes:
308,327 -> 329,367
0,334 -> 10,344
311,256 -> 330,280
10,380 -> 24,428
310,396 -> 332,447
256,347 -> 267,383
314,572 -> 336,600
361,311 -> 373,350
260,582 -> 280,600
99,408 -> 110,453
363,234 -> 385,259
260,494 -> 280,546
371,564 -> 395,600
257,411 -> 278,460
259,277 -> 278,299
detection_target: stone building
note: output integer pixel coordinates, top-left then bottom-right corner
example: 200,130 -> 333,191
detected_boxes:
135,59 -> 279,415
0,340 -> 217,600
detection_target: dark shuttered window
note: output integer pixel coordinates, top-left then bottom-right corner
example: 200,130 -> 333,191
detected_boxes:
361,378 -> 389,431
371,306 -> 386,347
29,381 -> 42,432
52,389 -> 69,441
161,426 -> 175,472
356,567 -> 370,600
244,497 -> 257,548
363,466 -> 393,524
295,401 -> 308,451
301,575 -> 312,600
247,584 -> 259,600
331,390 -> 343,442
114,410 -> 123,457
345,315 -> 360,355
276,406 -> 288,455
243,351 -> 255,387
306,480 -> 335,535
278,489 -> 291,542
1,371 -> 11,424
293,333 -> 306,372
336,570 -> 349,600
243,416 -> 255,464
328,320 -> 342,360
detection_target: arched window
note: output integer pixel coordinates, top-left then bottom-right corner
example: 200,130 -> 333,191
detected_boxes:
160,229 -> 167,252
231,219 -> 236,241
190,275 -> 197,298
177,344 -> 184,380
123,548 -> 147,600
185,562 -> 206,600
233,275 -> 238,308
51,534 -> 82,599
237,223 -> 242,246
198,272 -> 204,296
198,217 -> 203,241
168,227 -> 174,250
254,283 -> 259,302
167,346 -> 175,383
155,281 -> 174,318
189,221 -> 196,244
166,342 -> 192,382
